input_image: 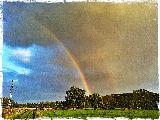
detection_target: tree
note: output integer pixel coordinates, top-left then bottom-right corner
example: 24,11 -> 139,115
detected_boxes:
89,93 -> 102,109
2,97 -> 15,108
65,86 -> 86,109
84,96 -> 91,108
132,89 -> 159,110
102,95 -> 116,109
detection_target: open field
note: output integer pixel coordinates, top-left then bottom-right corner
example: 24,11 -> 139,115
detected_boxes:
3,109 -> 159,119
42,109 -> 160,119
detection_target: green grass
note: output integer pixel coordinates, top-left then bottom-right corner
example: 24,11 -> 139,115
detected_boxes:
41,109 -> 159,119
9,110 -> 32,119
6,109 -> 159,119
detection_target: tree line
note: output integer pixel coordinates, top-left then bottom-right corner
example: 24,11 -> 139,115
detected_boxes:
2,86 -> 159,110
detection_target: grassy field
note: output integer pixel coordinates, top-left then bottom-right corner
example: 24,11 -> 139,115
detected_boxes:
42,109 -> 159,119
5,109 -> 159,119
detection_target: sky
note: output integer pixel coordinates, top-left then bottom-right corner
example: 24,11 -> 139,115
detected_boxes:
2,2 -> 158,103
2,0 -> 156,3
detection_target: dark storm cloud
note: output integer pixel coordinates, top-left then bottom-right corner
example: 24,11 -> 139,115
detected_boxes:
3,2 -> 56,47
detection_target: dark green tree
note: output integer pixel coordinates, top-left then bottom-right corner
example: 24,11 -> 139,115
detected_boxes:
132,89 -> 159,110
84,96 -> 92,108
65,86 -> 86,109
89,93 -> 102,109
102,95 -> 116,109
2,97 -> 15,108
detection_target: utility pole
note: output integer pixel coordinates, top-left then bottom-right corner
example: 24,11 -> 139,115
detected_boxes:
7,80 -> 14,116
9,80 -> 14,107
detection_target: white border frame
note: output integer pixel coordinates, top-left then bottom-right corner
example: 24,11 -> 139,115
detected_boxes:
0,0 -> 158,119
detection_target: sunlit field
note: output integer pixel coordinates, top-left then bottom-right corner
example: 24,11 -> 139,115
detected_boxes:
3,109 -> 159,119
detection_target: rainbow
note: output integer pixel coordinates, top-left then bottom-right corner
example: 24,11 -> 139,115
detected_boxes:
32,19 -> 92,95
64,50 -> 91,95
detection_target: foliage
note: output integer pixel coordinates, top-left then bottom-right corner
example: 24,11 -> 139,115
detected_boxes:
89,93 -> 102,109
2,97 -> 16,108
132,89 -> 159,110
2,87 -> 159,111
65,86 -> 86,109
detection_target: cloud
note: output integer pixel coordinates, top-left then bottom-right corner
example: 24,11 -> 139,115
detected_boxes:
13,48 -> 31,57
3,2 -> 158,102
3,44 -> 84,102
3,45 -> 31,75
13,48 -> 31,62
3,63 -> 31,75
